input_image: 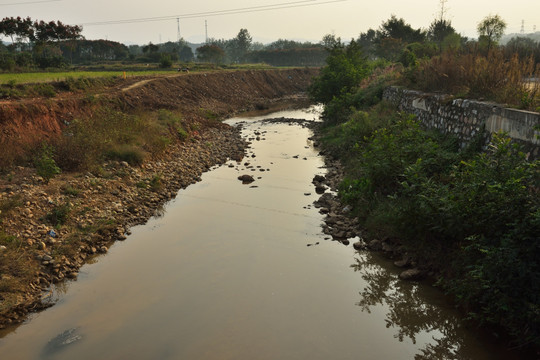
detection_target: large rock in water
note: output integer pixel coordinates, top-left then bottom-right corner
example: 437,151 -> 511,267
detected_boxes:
238,175 -> 255,184
399,268 -> 423,281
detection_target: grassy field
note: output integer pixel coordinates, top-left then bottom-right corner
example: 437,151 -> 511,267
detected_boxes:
0,70 -> 176,85
0,63 -> 280,85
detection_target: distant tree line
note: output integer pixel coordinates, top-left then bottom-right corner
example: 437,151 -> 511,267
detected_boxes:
351,14 -> 539,67
0,16 -> 83,69
196,28 -> 328,66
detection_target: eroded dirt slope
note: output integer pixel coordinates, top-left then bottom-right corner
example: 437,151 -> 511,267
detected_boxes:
0,69 -> 317,165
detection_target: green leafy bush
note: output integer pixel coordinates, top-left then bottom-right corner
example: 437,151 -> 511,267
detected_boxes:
308,39 -> 369,104
45,202 -> 71,227
34,143 -> 61,183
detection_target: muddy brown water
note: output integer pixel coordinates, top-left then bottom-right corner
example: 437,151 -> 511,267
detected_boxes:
0,107 -> 522,359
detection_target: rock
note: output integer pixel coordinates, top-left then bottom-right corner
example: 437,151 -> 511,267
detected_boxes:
399,269 -> 424,281
340,239 -> 350,246
313,175 -> 325,183
381,242 -> 394,253
238,175 -> 255,184
315,185 -> 326,194
368,239 -> 382,251
0,245 -> 6,252
353,241 -> 364,250
66,272 -> 78,279
394,258 -> 410,268
38,241 -> 47,250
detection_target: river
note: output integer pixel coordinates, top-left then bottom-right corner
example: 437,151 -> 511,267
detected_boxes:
0,107 -> 520,359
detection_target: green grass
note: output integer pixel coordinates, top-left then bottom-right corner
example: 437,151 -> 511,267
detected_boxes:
0,64 -> 283,85
0,70 -> 174,85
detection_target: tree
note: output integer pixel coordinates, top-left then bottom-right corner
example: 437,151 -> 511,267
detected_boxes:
33,20 -> 82,43
477,14 -> 506,52
142,42 -> 159,54
374,16 -> 425,60
0,17 -> 35,50
228,28 -> 252,63
377,15 -> 425,44
321,33 -> 341,49
357,29 -> 376,57
308,39 -> 369,104
196,44 -> 225,64
428,19 -> 456,50
179,45 -> 194,62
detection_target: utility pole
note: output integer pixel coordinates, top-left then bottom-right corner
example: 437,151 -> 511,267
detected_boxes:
177,18 -> 181,42
205,20 -> 208,43
521,20 -> 525,34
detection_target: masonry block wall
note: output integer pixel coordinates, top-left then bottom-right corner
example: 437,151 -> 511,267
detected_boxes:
383,86 -> 540,159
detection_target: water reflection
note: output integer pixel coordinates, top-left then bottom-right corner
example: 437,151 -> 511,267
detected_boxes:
352,252 -> 504,360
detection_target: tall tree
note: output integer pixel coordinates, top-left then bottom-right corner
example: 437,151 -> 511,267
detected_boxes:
477,14 -> 507,52
376,15 -> 425,44
374,15 -> 425,60
228,28 -> 252,63
428,19 -> 456,50
308,39 -> 368,104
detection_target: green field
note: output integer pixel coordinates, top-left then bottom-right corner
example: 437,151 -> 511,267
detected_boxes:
0,70 -> 178,85
0,63 -> 281,85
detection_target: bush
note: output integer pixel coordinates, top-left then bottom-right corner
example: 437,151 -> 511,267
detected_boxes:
105,144 -> 146,166
34,143 -> 61,183
45,202 -> 71,227
407,49 -> 540,110
308,39 -> 369,104
159,54 -> 173,68
32,83 -> 56,98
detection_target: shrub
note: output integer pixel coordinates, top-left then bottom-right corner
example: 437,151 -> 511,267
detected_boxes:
407,49 -> 540,110
32,83 -> 56,98
45,202 -> 71,227
105,144 -> 145,166
159,54 -> 173,68
34,143 -> 61,183
308,39 -> 369,104
149,173 -> 162,191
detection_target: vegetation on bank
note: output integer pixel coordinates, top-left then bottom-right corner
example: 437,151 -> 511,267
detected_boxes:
0,104 -> 196,172
309,27 -> 540,349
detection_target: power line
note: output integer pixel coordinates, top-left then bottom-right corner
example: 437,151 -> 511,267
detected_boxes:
0,0 -> 61,6
82,0 -> 347,26
83,0 -> 316,25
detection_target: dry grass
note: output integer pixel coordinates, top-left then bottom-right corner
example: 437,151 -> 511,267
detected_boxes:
408,49 -> 540,110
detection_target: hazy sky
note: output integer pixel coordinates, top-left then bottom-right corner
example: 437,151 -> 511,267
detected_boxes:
1,0 -> 539,45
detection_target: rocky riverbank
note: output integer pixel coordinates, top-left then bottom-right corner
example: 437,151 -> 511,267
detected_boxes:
309,124 -> 427,281
0,127 -> 246,329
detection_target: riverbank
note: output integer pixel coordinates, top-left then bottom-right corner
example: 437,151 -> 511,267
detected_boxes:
0,68 -> 318,330
0,127 -> 246,329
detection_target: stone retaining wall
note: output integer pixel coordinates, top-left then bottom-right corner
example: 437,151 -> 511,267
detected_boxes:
382,86 -> 540,159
